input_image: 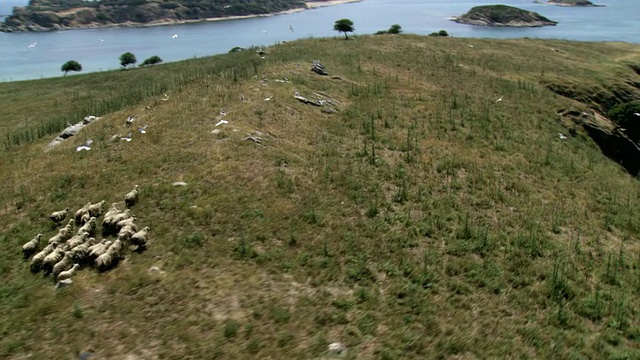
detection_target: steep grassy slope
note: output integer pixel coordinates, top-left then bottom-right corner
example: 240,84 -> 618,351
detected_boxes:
1,35 -> 640,359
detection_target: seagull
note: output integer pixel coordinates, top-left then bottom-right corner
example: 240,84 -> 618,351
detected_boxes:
634,112 -> 640,117
215,120 -> 228,127
27,42 -> 37,48
161,93 -> 169,101
496,96 -> 504,102
120,132 -> 133,142
289,24 -> 294,32
66,121 -> 73,127
172,34 -> 178,39
76,139 -> 93,152
219,109 -> 227,117
125,116 -> 136,127
240,94 -> 245,101
138,124 -> 148,134
558,133 -> 568,140
99,38 -> 104,42
264,96 -> 273,101
262,30 -> 268,34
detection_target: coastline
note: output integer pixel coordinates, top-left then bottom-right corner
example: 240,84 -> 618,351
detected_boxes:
142,0 -> 363,28
2,0 -> 363,32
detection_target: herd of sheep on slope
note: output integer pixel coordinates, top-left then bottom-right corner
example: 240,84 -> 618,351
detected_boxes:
22,185 -> 149,284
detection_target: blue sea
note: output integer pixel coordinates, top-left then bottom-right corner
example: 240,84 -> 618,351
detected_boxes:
0,0 -> 638,82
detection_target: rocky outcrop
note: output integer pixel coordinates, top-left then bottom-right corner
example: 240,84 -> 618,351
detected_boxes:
560,110 -> 640,177
452,5 -> 557,27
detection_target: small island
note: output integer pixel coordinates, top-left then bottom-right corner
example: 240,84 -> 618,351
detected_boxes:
452,5 -> 558,27
0,0 -> 361,32
538,0 -> 603,6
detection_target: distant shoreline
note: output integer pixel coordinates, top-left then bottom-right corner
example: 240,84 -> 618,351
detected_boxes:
1,0 -> 363,32
141,0 -> 362,28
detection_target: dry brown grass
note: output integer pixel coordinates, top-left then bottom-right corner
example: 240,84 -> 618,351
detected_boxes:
0,35 -> 639,359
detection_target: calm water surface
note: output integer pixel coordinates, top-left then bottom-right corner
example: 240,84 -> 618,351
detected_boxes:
0,0 -> 637,82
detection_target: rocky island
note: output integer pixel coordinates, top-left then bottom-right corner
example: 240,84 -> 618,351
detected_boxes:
452,5 -> 558,27
0,0 -> 359,32
539,0 -> 603,6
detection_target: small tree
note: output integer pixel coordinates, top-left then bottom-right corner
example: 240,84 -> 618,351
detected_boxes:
61,60 -> 82,76
388,24 -> 402,35
140,55 -> 163,66
333,18 -> 355,40
119,52 -> 137,68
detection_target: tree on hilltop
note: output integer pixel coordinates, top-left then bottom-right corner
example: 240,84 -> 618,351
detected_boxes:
140,55 -> 163,66
388,24 -> 402,34
119,52 -> 137,69
61,60 -> 82,76
334,18 -> 355,39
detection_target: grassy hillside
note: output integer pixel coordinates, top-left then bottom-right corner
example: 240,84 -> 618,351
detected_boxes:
1,35 -> 640,359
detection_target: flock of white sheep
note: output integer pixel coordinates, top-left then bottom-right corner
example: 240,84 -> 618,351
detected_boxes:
22,185 -> 149,284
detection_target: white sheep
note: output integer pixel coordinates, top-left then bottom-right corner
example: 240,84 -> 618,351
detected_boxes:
131,227 -> 150,248
87,239 -> 107,253
103,209 -> 131,232
116,217 -> 137,231
77,217 -> 97,236
70,238 -> 96,262
95,253 -> 115,271
74,202 -> 91,224
124,185 -> 139,208
103,202 -> 121,218
22,233 -> 42,258
79,212 -> 91,225
43,247 -> 66,271
30,244 -> 55,271
50,208 -> 70,224
52,252 -> 74,278
107,238 -> 124,256
57,264 -> 80,281
118,225 -> 137,240
87,200 -> 106,218
58,220 -> 75,239
66,232 -> 88,249
89,240 -> 112,258
47,233 -> 64,246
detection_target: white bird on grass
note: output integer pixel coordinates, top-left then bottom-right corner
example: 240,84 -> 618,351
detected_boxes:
161,93 -> 169,101
219,109 -> 227,117
138,124 -> 148,134
76,139 -> 94,152
496,96 -> 504,102
264,96 -> 273,101
215,120 -> 228,127
125,116 -> 136,127
558,133 -> 568,140
120,132 -> 133,142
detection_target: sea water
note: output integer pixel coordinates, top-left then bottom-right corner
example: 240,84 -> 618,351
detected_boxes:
0,0 -> 638,82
